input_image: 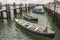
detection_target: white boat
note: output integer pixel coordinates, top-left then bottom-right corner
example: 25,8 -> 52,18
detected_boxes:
23,14 -> 38,21
15,18 -> 55,38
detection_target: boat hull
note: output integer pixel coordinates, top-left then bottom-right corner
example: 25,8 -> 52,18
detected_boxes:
15,20 -> 55,38
23,14 -> 38,21
32,11 -> 44,14
32,9 -> 44,14
23,16 -> 38,21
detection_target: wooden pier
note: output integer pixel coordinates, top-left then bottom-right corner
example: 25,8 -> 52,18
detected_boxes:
0,3 -> 37,20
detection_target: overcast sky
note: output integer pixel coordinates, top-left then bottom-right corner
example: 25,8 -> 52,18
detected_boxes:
0,0 -> 54,4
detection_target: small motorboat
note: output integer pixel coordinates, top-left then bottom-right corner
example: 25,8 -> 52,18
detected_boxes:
32,6 -> 44,14
15,19 -> 55,38
23,14 -> 38,21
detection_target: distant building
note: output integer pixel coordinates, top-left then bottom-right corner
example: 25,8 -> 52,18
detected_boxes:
0,2 -> 2,9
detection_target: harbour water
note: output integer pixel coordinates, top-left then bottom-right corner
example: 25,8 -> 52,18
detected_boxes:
0,6 -> 60,40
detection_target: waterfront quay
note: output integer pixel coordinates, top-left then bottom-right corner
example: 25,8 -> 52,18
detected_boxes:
43,3 -> 60,29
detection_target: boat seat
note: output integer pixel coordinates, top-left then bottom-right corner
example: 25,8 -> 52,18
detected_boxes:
19,21 -> 23,24
34,27 -> 39,31
15,19 -> 19,21
27,25 -> 33,28
23,22 -> 28,25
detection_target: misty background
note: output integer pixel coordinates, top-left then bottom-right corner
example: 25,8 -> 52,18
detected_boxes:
0,0 -> 54,4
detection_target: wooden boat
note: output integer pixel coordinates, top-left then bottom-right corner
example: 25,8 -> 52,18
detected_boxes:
32,6 -> 44,14
15,18 -> 55,38
23,14 -> 38,21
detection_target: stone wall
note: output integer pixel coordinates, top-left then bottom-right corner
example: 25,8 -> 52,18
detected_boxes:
43,6 -> 60,28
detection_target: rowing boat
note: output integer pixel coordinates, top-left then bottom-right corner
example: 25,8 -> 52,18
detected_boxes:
15,18 -> 55,38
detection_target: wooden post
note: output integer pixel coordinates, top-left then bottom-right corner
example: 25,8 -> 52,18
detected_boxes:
19,3 -> 22,14
6,4 -> 11,19
25,4 -> 28,13
28,4 -> 31,10
0,11 -> 3,19
48,3 -> 50,8
28,4 -> 30,10
53,0 -> 57,22
13,3 -> 17,18
0,11 -> 4,22
0,2 -> 3,19
0,2 -> 2,9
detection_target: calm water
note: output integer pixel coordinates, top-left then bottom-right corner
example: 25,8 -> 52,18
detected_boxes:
0,9 -> 60,40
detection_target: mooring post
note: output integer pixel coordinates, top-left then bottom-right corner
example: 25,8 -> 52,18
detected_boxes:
0,2 -> 3,20
53,0 -> 57,23
6,4 -> 11,20
0,11 -> 4,22
28,4 -> 30,11
25,4 -> 28,13
0,11 -> 3,19
28,4 -> 30,10
19,3 -> 22,14
13,3 -> 17,18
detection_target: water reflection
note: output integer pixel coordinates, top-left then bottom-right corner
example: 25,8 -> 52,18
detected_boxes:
0,19 -> 34,40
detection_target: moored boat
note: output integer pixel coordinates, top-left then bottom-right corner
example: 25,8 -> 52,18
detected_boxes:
23,14 -> 38,21
15,18 -> 55,38
32,6 -> 44,14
